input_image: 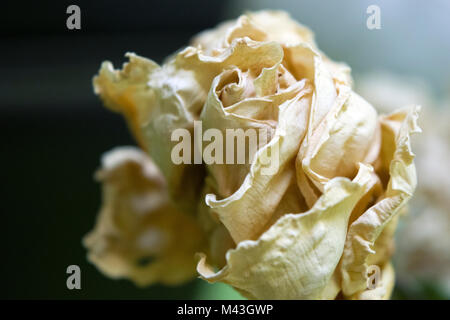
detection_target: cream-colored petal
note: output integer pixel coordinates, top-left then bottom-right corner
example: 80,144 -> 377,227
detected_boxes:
198,164 -> 375,299
205,84 -> 313,243
201,64 -> 309,198
93,54 -> 204,214
245,11 -> 316,47
94,39 -> 285,213
288,46 -> 348,208
340,106 -> 420,297
191,16 -> 265,55
93,54 -> 158,148
298,90 -> 379,201
83,147 -> 205,286
367,214 -> 399,267
191,11 -> 316,55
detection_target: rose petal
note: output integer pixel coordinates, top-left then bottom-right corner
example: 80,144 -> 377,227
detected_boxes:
205,84 -> 313,243
340,106 -> 420,297
298,90 -> 379,205
83,147 -> 205,286
197,164 -> 376,299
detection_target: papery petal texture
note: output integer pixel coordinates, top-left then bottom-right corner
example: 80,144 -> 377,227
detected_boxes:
83,147 -> 205,286
91,10 -> 420,300
340,106 -> 420,297
198,164 -> 376,299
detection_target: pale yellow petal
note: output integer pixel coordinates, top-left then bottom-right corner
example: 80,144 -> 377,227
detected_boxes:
205,84 -> 313,243
83,147 -> 205,286
200,59 -> 309,199
191,11 -> 316,55
93,39 -> 285,213
340,106 -> 420,297
197,164 -> 376,299
93,54 -> 158,148
246,11 -> 316,47
298,91 -> 379,202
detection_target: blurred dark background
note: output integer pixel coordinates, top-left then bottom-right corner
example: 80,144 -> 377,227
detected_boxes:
2,0 -> 449,299
2,0 -> 231,299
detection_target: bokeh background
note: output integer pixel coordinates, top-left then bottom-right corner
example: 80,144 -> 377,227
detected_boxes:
2,0 -> 449,299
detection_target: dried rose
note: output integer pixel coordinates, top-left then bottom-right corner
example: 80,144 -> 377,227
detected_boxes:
91,11 -> 420,299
